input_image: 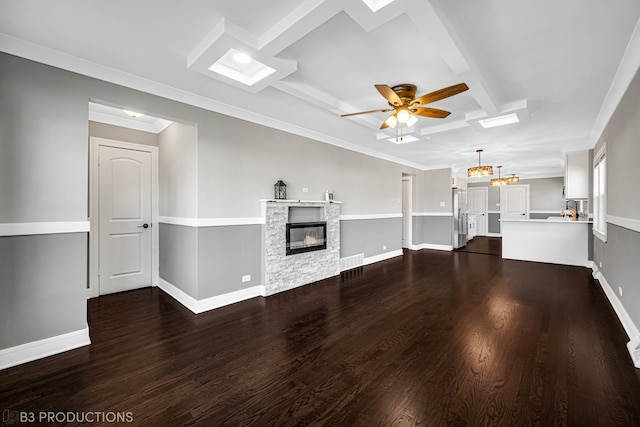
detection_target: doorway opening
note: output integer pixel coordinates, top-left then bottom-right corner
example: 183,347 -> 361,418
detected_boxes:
402,175 -> 413,249
89,138 -> 159,297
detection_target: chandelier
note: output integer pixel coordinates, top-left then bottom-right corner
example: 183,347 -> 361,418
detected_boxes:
490,165 -> 509,186
467,149 -> 493,177
506,173 -> 520,184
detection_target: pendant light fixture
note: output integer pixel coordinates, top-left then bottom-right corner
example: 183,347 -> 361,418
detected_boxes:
467,149 -> 493,177
506,173 -> 520,184
490,165 -> 509,186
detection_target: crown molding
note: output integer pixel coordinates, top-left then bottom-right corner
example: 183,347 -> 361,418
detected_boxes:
0,34 -> 429,171
589,17 -> 640,146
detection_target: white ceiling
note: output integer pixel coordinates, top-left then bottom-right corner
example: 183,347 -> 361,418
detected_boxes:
2,0 -> 640,180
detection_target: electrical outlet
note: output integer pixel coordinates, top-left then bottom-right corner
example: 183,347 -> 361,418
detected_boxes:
383,245 -> 387,250
619,287 -> 623,297
302,188 -> 308,193
599,261 -> 603,268
242,275 -> 251,283
440,201 -> 445,207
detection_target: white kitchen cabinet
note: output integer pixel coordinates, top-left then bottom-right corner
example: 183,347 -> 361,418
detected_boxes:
564,150 -> 589,199
467,215 -> 477,240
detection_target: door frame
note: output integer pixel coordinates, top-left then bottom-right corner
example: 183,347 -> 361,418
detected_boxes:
401,175 -> 413,249
468,187 -> 488,236
89,137 -> 159,298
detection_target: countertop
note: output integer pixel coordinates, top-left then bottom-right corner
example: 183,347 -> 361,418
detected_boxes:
500,217 -> 592,224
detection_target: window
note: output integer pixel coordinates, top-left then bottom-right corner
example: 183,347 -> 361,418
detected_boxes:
593,144 -> 607,242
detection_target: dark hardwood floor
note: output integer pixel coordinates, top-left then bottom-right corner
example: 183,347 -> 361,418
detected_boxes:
2,247 -> 640,426
457,236 -> 502,256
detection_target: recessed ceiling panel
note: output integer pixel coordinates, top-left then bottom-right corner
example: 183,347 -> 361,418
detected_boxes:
283,12 -> 460,104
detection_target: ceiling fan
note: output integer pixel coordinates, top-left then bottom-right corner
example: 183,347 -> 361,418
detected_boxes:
341,82 -> 469,129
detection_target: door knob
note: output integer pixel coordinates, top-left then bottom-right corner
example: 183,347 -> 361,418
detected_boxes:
138,223 -> 149,229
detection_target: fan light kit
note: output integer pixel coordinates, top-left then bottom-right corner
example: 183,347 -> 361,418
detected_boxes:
341,82 -> 469,130
467,149 -> 493,177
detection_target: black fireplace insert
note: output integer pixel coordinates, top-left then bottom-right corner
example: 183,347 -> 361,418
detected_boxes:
286,222 -> 327,255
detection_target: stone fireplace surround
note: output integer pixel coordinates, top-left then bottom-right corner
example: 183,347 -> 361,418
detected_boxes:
261,200 -> 341,296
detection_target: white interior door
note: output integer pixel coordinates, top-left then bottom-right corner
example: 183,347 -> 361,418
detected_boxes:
98,145 -> 152,295
468,188 -> 488,236
500,185 -> 530,221
402,177 -> 412,248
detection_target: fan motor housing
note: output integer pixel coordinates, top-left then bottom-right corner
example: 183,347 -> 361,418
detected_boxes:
390,84 -> 417,105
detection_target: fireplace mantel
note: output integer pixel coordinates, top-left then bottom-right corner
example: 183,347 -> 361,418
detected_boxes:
261,200 -> 340,295
259,199 -> 342,204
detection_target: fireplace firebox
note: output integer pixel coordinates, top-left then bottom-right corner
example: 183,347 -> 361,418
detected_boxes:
286,222 -> 327,255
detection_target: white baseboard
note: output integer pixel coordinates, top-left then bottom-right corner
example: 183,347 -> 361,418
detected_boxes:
364,249 -> 403,265
0,325 -> 91,370
409,243 -> 453,251
591,265 -> 640,368
158,278 -> 265,314
485,233 -> 502,237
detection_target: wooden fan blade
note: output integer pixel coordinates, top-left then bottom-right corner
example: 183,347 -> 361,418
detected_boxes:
380,121 -> 390,130
341,108 -> 393,117
411,83 -> 469,106
411,107 -> 451,119
375,84 -> 403,107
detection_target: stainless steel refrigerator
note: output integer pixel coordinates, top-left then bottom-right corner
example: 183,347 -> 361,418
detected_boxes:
452,188 -> 468,249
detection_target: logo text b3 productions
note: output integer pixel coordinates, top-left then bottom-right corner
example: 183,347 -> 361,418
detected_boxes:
3,409 -> 134,424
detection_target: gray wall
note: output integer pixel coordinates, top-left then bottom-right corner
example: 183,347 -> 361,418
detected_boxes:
0,234 -> 87,348
340,218 -> 402,259
198,225 -> 262,298
196,115 -> 416,218
593,66 -> 640,329
0,55 -> 88,223
411,168 -> 454,247
413,216 -> 453,247
488,212 -> 500,234
159,224 -> 198,298
0,52 -> 424,354
0,53 -> 90,351
89,121 -> 159,147
526,177 -> 566,212
414,168 -> 452,213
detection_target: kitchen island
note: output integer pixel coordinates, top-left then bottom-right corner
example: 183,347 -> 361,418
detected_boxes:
500,217 -> 592,267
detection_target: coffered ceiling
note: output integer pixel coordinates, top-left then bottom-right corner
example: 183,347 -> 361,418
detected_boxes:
2,0 -> 640,179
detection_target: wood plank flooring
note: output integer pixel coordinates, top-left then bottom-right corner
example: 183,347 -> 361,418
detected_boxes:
457,236 -> 502,256
2,244 -> 640,426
